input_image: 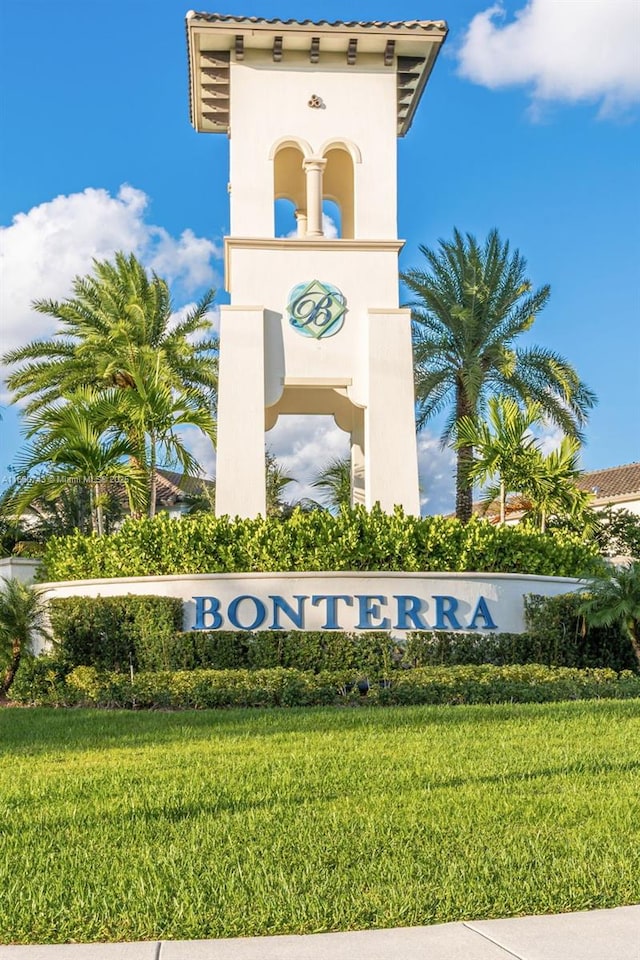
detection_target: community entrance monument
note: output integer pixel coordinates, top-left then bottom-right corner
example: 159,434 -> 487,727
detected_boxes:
186,12 -> 449,517
25,14 -> 587,640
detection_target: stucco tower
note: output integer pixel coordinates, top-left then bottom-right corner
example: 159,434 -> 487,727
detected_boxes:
186,13 -> 447,517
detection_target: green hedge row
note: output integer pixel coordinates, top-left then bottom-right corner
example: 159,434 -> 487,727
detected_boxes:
39,506 -> 602,582
10,662 -> 640,709
47,594 -> 638,675
48,596 -> 184,672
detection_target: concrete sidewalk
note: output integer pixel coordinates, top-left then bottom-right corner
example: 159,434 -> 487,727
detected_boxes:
1,906 -> 638,960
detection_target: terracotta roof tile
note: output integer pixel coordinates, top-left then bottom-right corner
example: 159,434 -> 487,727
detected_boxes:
577,462 -> 640,502
155,469 -> 215,506
187,13 -> 447,32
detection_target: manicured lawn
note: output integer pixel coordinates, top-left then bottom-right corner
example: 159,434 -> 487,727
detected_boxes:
1,700 -> 639,944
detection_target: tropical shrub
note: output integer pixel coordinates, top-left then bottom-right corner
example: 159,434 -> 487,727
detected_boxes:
46,596 -> 402,673
48,595 -> 183,672
594,507 -> 640,560
8,653 -> 69,704
9,663 -> 640,710
525,591 -> 638,672
39,507 -> 603,582
578,562 -> 640,668
0,578 -> 51,695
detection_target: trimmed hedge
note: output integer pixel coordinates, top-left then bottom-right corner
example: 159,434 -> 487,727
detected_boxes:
48,596 -> 183,672
39,506 -> 603,582
150,629 -> 401,673
9,661 -> 640,709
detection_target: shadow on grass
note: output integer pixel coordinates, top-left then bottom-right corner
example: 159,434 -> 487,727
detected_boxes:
1,698 -> 639,758
7,760 -> 640,834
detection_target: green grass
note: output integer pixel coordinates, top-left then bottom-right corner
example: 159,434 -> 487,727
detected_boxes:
1,700 -> 639,944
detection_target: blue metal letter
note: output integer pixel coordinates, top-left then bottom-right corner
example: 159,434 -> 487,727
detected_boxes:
227,595 -> 267,631
433,595 -> 462,630
468,596 -> 498,631
311,595 -> 353,629
393,595 -> 429,630
355,595 -> 390,630
192,596 -> 223,631
269,595 -> 309,630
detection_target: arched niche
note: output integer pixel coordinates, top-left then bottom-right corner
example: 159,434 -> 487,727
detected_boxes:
322,144 -> 356,239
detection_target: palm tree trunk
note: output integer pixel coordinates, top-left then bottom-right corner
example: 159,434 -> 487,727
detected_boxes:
541,507 -> 547,534
149,431 -> 157,519
455,385 -> 474,523
89,484 -> 98,535
499,478 -> 506,525
1,638 -> 22,696
626,620 -> 640,669
94,482 -> 104,536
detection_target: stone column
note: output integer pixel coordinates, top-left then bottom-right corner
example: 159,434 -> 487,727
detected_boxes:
302,157 -> 326,237
294,209 -> 308,237
350,408 -> 366,507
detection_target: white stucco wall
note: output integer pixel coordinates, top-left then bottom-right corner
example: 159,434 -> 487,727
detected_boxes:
0,558 -> 42,585
228,51 -> 398,239
38,571 -> 585,638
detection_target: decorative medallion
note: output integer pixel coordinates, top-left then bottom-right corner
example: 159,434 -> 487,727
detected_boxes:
287,280 -> 346,339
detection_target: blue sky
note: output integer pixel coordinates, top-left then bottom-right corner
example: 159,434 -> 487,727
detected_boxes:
1,0 -> 638,513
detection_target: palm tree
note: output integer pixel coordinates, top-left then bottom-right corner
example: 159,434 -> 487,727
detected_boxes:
455,397 -> 542,524
311,456 -> 352,511
579,562 -> 640,668
522,437 -> 592,534
0,578 -> 51,696
265,451 -> 296,517
457,398 -> 594,532
2,251 -> 218,417
9,390 -> 145,534
3,253 -> 218,522
91,365 -> 217,518
402,229 -> 596,521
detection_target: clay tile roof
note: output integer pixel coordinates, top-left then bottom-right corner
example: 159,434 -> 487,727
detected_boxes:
576,462 -> 640,502
187,13 -> 447,31
155,469 -> 215,506
186,12 -> 448,136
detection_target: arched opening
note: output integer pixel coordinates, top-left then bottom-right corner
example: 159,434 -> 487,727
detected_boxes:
275,198 -> 298,238
323,146 -> 355,239
273,144 -> 306,237
265,414 -> 351,511
322,199 -> 342,239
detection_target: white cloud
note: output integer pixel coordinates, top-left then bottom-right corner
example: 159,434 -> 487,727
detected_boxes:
322,212 -> 339,239
146,227 -> 219,291
417,432 -> 456,515
267,415 -> 350,503
0,185 -> 222,359
528,420 -> 565,455
457,0 -> 640,115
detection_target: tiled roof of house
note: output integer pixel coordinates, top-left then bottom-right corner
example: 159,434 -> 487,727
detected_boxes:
155,469 -> 215,507
576,462 -> 640,503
